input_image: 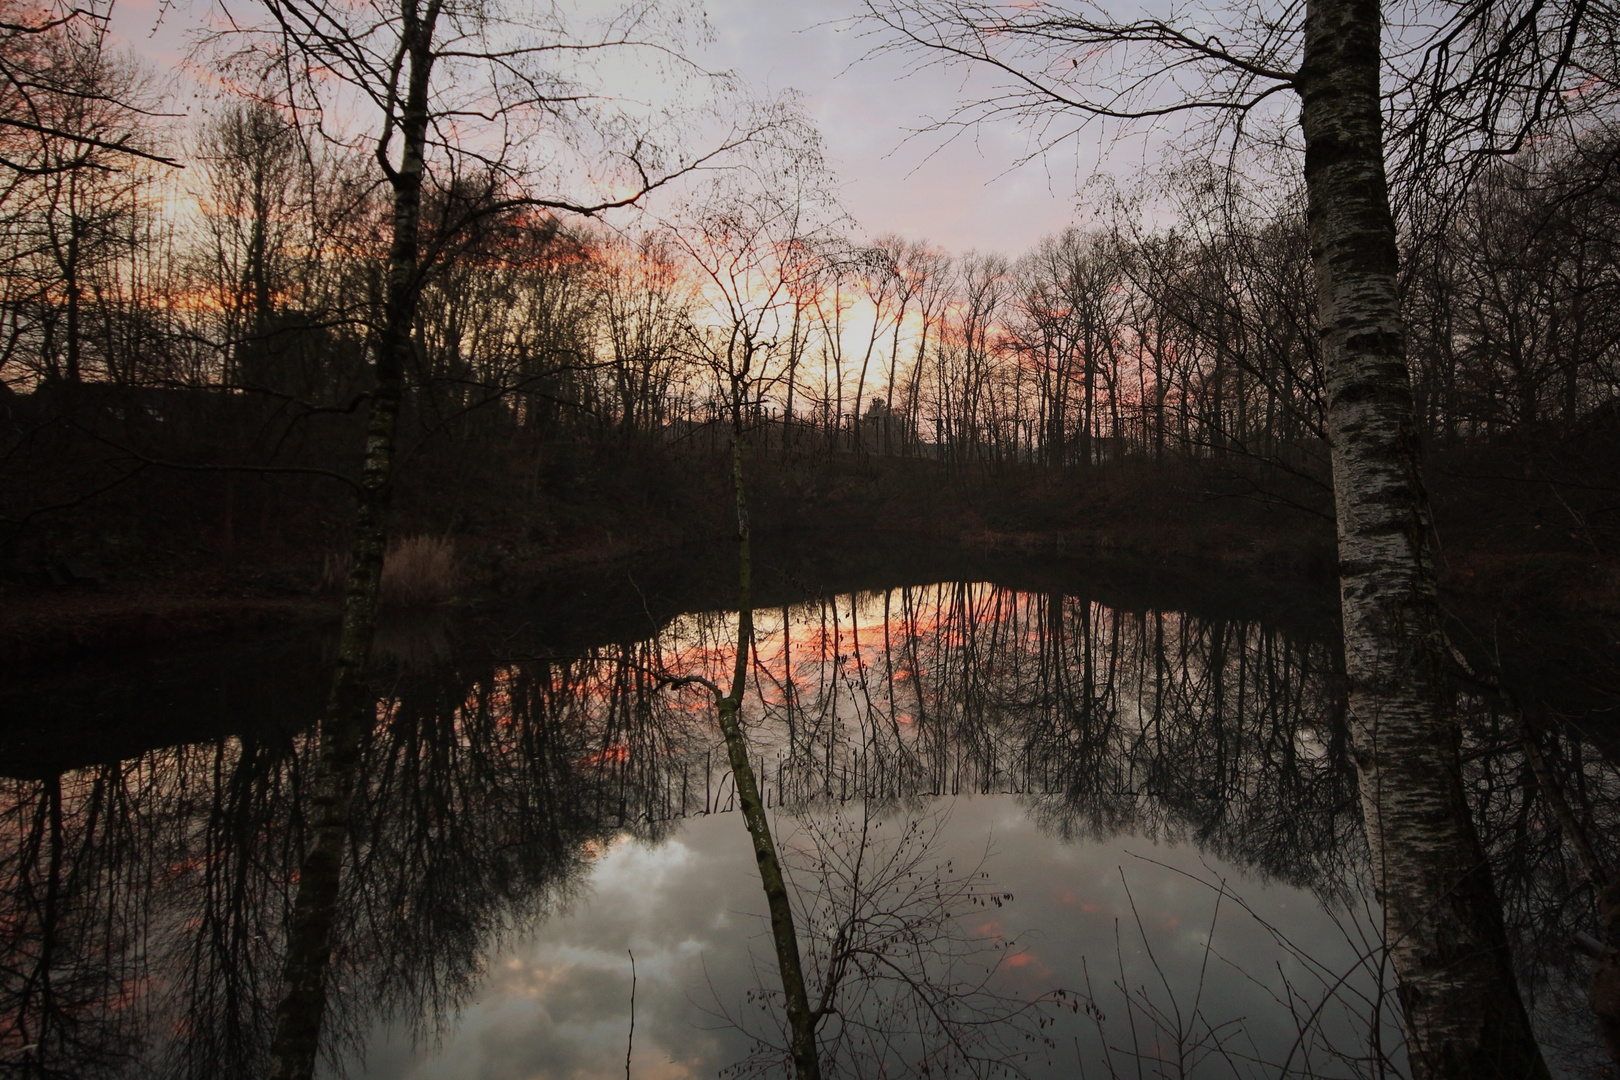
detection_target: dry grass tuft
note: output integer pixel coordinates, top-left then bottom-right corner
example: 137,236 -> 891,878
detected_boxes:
379,535 -> 462,608
316,536 -> 463,606
318,552 -> 349,595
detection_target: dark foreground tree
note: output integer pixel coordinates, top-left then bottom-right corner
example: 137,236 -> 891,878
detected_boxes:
0,0 -> 178,178
202,1 -> 797,1077
857,0 -> 1604,1073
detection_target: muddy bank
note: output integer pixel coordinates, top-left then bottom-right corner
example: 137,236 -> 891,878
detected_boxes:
0,581 -> 333,671
0,528 -> 695,671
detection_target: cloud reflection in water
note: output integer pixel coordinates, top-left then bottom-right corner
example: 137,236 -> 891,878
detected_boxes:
338,796 -> 1387,1080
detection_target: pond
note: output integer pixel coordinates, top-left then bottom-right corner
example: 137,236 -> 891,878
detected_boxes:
0,550 -> 1608,1078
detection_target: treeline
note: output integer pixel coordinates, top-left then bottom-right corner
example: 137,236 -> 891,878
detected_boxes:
4,5 -> 1620,570
12,129 -> 1620,458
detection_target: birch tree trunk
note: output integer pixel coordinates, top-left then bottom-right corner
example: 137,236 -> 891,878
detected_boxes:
266,7 -> 438,1078
1298,0 -> 1549,1074
716,399 -> 823,1080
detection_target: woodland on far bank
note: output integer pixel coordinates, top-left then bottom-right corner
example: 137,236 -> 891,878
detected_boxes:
2,2 -> 1619,669
5,381 -> 1618,672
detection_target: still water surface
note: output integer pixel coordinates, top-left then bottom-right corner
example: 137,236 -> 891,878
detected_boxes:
0,565 -> 1602,1077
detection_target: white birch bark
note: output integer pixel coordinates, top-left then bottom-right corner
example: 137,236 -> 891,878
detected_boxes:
266,6 -> 439,1077
1299,0 -> 1549,1074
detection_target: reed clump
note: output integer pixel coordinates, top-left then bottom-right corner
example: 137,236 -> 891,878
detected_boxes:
320,536 -> 463,606
379,535 -> 462,607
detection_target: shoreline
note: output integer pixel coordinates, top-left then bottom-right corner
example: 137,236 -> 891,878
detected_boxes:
4,492 -> 1614,676
1,520 -> 1343,671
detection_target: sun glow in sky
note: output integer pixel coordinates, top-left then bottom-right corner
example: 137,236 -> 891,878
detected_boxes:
109,0 -> 1106,256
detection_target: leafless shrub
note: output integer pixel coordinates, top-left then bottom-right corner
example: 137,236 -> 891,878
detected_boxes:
719,804 -> 1079,1079
379,536 -> 461,608
1078,855 -> 1409,1080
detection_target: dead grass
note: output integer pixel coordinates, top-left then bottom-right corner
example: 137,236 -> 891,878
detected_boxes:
320,536 -> 463,607
380,535 -> 462,608
318,552 -> 348,595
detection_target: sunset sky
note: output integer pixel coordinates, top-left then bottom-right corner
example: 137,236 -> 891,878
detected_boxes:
107,0 -> 1122,256
695,0 -> 1101,253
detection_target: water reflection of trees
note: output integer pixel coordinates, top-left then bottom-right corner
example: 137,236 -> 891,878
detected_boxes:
3,581 -> 1615,1074
1460,696 -> 1620,1070
0,767 -> 152,1079
0,655 -> 692,1079
716,584 -> 1361,898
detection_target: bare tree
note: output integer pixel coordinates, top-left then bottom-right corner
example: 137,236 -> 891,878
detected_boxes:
1012,228 -> 1124,470
1,33 -> 163,386
859,1 -> 1560,1075
658,157 -> 862,1080
723,807 -> 1070,1080
199,1 -> 808,1076
0,0 -> 177,178
597,229 -> 694,441
193,101 -> 307,393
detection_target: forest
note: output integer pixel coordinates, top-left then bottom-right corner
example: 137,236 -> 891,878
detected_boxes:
3,0 -> 1620,1078
7,12 -> 1620,598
